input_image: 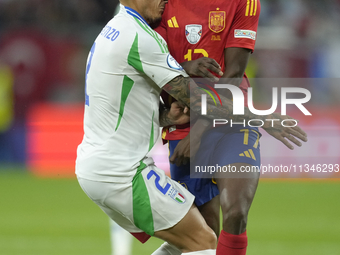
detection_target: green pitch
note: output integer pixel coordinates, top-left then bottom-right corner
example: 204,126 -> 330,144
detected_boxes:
0,169 -> 339,255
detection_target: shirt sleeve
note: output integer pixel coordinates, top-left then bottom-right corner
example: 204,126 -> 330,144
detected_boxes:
128,31 -> 188,88
225,0 -> 261,52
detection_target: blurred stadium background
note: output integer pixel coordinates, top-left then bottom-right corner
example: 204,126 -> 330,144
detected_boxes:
0,0 -> 339,254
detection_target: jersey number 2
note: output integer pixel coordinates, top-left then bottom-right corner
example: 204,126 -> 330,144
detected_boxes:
85,42 -> 96,106
147,170 -> 171,195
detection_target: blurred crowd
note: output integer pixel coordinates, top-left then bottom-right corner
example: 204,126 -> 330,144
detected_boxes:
0,0 -> 339,163
0,0 -> 119,28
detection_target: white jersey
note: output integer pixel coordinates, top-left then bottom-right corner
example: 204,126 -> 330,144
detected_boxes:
76,5 -> 188,183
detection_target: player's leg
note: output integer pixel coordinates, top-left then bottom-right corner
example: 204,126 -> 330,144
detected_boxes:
151,194 -> 219,255
152,198 -> 220,255
216,169 -> 259,234
197,195 -> 220,237
143,163 -> 216,253
151,242 -> 181,255
194,125 -> 261,255
168,140 -> 220,237
77,163 -> 217,254
215,168 -> 259,255
109,219 -> 133,255
210,127 -> 261,255
154,204 -> 216,253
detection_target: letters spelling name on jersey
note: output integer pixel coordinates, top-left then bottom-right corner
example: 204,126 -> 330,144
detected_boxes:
234,29 -> 256,40
185,24 -> 202,44
100,25 -> 120,42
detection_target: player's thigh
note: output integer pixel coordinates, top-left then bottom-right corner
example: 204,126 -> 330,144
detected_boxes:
154,204 -> 217,253
77,177 -> 140,233
78,165 -> 196,237
197,194 -> 220,237
208,127 -> 261,213
169,139 -> 219,207
142,166 -> 216,252
139,165 -> 196,234
211,126 -> 262,173
215,165 -> 259,213
172,172 -> 221,237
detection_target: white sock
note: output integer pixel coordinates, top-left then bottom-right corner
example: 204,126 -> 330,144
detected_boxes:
151,242 -> 182,255
110,219 -> 133,255
183,250 -> 216,255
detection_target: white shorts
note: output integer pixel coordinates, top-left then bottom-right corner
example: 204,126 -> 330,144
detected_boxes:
77,161 -> 195,236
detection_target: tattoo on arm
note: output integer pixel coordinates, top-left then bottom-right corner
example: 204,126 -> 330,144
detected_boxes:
163,76 -> 191,106
159,101 -> 174,127
163,75 -> 267,125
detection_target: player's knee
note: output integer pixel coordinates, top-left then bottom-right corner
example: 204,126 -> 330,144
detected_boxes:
202,214 -> 220,237
178,223 -> 217,252
199,224 -> 217,249
186,222 -> 217,251
223,206 -> 248,228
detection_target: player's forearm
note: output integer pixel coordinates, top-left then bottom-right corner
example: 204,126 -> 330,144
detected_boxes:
191,85 -> 265,125
163,76 -> 266,125
189,117 -> 212,142
159,103 -> 174,127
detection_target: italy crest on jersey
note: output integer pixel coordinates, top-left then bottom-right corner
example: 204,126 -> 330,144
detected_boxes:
167,186 -> 186,204
209,10 -> 226,33
185,24 -> 202,44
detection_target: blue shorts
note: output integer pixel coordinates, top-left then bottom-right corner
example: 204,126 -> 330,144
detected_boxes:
194,125 -> 262,170
168,125 -> 261,206
169,139 -> 219,207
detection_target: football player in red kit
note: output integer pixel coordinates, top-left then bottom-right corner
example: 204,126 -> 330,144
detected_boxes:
156,1 -> 262,254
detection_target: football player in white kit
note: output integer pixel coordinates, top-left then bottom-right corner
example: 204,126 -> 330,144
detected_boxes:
76,0 -> 218,254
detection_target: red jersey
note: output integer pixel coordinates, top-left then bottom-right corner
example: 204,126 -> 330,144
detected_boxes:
156,0 -> 261,141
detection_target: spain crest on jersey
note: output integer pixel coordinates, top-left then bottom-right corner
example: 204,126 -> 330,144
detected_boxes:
185,24 -> 202,44
209,10 -> 226,33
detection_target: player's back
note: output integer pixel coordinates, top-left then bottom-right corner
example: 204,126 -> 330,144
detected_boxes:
76,6 -> 164,183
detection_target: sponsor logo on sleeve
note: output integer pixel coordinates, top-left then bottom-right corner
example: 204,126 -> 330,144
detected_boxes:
234,29 -> 256,40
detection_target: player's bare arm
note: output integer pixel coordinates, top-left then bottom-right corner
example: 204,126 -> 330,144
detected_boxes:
222,47 -> 251,81
159,101 -> 189,127
216,47 -> 252,101
163,75 -> 307,149
163,75 -> 254,123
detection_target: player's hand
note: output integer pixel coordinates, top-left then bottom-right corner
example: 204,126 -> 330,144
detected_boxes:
167,101 -> 190,125
170,135 -> 190,166
262,113 -> 308,150
180,57 -> 223,82
170,132 -> 201,166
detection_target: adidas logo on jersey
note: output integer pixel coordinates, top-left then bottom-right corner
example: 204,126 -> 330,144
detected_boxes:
239,149 -> 256,160
168,16 -> 179,28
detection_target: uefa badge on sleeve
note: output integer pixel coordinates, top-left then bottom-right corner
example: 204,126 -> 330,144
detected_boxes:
167,54 -> 184,70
